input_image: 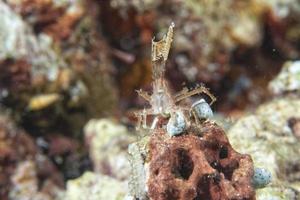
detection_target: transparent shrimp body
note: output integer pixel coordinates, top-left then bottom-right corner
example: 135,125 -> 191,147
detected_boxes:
150,79 -> 174,116
136,23 -> 216,134
149,23 -> 176,116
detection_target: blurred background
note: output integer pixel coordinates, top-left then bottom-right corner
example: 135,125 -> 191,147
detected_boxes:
0,0 -> 300,199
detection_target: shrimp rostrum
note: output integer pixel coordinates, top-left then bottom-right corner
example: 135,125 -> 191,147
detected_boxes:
135,23 -> 216,136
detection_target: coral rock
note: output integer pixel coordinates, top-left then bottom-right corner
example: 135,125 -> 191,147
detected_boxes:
84,119 -> 136,180
9,160 -> 61,200
130,122 -> 256,200
0,114 -> 63,200
268,60 -> 300,95
60,172 -> 127,200
0,1 -> 117,135
7,0 -> 84,41
227,97 -> 300,199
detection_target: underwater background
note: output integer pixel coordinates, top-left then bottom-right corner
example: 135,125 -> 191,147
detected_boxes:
0,0 -> 299,199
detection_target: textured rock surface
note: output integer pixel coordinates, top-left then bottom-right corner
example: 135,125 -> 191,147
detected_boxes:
0,114 -> 63,200
7,0 -> 84,41
269,60 -> 300,94
84,119 -> 136,180
128,136 -> 150,200
0,1 -> 65,89
129,121 -> 255,200
9,160 -> 61,200
0,1 -> 117,135
227,97 -> 300,199
60,171 -> 127,200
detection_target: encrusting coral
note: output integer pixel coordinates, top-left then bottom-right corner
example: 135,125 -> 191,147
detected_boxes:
128,23 -> 258,200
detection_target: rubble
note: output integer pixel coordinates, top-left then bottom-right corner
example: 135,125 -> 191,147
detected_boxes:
0,114 -> 63,200
9,160 -> 61,200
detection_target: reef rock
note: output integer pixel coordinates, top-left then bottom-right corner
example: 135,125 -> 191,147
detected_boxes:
269,60 -> 300,95
0,1 -> 117,136
9,160 -> 61,200
60,171 -> 127,200
84,119 -> 136,180
0,114 -> 63,200
227,97 -> 300,199
6,0 -> 84,41
129,121 -> 256,200
0,1 -> 66,88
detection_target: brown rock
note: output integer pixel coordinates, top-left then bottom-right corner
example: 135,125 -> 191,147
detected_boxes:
43,6 -> 84,41
7,0 -> 83,41
0,115 -> 63,200
0,59 -> 31,91
147,121 -> 255,200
